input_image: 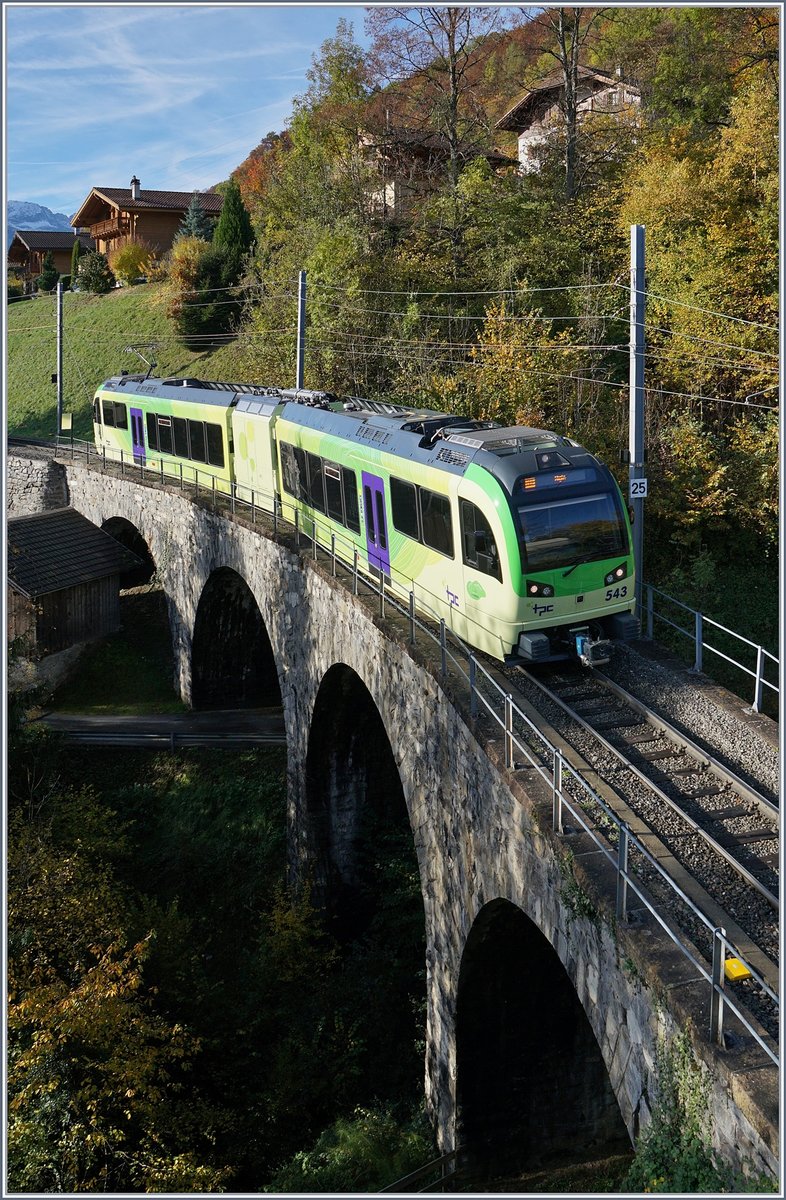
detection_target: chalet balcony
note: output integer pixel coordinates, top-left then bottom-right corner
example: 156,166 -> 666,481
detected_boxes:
91,215 -> 130,240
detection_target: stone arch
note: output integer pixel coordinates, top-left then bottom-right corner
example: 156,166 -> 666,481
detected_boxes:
304,662 -> 416,938
455,898 -> 629,1172
191,566 -> 282,710
101,516 -> 156,587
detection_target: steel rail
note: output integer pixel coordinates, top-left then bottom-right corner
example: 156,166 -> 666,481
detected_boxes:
519,668 -> 779,912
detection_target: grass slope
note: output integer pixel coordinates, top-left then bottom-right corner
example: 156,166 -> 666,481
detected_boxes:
6,284 -> 259,439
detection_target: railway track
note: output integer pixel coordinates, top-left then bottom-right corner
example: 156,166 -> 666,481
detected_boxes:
503,663 -> 779,1040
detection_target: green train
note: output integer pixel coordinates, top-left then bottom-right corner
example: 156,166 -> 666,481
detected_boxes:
93,373 -> 639,665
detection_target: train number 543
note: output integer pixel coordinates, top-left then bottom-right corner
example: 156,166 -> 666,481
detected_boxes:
605,586 -> 628,600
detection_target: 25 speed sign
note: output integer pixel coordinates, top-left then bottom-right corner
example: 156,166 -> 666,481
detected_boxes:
629,478 -> 648,499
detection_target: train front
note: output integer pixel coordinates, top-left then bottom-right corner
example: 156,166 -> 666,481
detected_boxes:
502,441 -> 639,666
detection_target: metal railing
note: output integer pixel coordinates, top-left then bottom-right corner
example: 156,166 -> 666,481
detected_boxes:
56,438 -> 779,1064
380,1149 -> 465,1193
643,583 -> 778,714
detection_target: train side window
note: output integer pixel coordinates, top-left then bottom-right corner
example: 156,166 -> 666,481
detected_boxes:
375,491 -> 387,550
188,420 -> 207,463
113,403 -> 128,430
146,412 -> 159,451
419,488 -> 454,558
324,462 -> 343,524
461,500 -> 501,581
173,417 -> 189,458
391,477 -> 419,540
93,398 -> 101,424
102,400 -> 116,427
306,451 -> 326,513
206,423 -> 224,468
342,468 -> 360,533
157,416 -> 173,455
364,484 -> 374,540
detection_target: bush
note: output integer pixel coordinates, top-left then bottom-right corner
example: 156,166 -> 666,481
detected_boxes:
58,274 -> 71,290
35,251 -> 59,292
75,251 -> 116,294
109,241 -> 155,285
7,278 -> 24,302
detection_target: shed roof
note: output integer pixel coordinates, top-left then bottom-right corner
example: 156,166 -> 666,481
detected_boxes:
7,508 -> 143,599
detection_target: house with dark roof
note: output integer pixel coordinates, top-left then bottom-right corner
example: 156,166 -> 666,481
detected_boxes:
70,176 -> 224,257
8,229 -> 95,287
7,508 -> 143,655
496,66 -> 640,172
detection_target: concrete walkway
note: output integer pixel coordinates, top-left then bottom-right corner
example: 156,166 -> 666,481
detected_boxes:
33,708 -> 286,749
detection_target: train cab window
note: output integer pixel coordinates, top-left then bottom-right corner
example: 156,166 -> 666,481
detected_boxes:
461,500 -> 501,581
391,477 -> 419,540
306,452 -> 326,513
114,403 -> 128,430
419,488 -> 454,558
157,417 -> 173,455
93,398 -> 101,424
280,443 -> 304,499
188,420 -> 207,463
324,462 -> 343,523
146,412 -> 159,450
102,400 -> 115,427
206,423 -> 224,469
342,468 -> 360,533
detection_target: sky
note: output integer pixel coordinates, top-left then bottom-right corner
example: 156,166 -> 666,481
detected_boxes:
4,3 -> 373,219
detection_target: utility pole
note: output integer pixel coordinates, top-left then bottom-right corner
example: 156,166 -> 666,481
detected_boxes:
295,270 -> 306,389
55,279 -> 64,435
628,225 -> 646,618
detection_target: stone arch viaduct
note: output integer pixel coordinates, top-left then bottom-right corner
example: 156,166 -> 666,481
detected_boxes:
8,452 -> 778,1182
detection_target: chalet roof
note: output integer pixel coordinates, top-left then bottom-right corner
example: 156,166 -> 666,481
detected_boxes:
9,230 -> 95,253
71,186 -> 223,227
363,126 -> 516,168
496,66 -> 639,132
7,508 -> 143,599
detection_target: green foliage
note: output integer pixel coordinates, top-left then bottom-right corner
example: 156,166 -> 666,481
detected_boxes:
8,276 -> 24,301
36,250 -> 59,292
76,250 -> 116,295
70,237 -> 83,283
178,191 -> 215,241
212,177 -> 254,277
265,1105 -> 433,1193
623,1030 -> 729,1193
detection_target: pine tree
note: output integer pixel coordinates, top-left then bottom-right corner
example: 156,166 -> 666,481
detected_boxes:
212,178 -> 254,278
36,251 -> 59,292
76,251 -> 116,294
178,192 -> 214,241
70,238 -> 83,287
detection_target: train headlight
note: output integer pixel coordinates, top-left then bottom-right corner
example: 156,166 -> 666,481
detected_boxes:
526,580 -> 554,597
604,563 -> 628,586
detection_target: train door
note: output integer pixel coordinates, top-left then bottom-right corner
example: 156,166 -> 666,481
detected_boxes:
362,471 -> 391,579
130,407 -> 146,466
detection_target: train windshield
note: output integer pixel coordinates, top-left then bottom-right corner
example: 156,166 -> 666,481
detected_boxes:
517,492 -> 628,572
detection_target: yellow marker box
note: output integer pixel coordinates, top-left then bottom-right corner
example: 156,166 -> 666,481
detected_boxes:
724,957 -> 752,983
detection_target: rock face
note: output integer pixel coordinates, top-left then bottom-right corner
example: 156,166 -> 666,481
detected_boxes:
6,449 -> 779,1184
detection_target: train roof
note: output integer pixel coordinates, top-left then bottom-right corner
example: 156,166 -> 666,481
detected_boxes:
99,375 -> 604,494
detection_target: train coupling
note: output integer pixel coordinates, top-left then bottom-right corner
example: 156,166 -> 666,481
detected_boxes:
573,628 -> 612,667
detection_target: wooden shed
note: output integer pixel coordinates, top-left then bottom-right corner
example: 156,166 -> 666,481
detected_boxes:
7,508 -> 143,656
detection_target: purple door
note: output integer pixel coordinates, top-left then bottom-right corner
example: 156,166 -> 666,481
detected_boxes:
130,407 -> 146,466
362,471 -> 390,578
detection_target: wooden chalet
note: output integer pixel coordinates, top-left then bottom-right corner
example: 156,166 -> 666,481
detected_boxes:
8,229 -> 94,287
71,176 -> 224,256
7,508 -> 143,656
496,66 -> 641,171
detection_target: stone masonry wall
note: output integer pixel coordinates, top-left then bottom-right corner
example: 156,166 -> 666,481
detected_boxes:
21,453 -> 779,1184
8,452 -> 69,515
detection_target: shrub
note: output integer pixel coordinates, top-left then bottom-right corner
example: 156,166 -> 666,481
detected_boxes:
7,277 -> 24,302
75,251 -> 116,294
35,251 -> 59,292
109,240 -> 154,285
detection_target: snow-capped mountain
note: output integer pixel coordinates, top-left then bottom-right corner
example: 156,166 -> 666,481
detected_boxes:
7,201 -> 73,248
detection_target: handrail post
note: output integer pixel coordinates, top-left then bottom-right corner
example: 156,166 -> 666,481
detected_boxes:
552,749 -> 563,833
646,584 -> 654,640
180,461 -> 184,490
469,654 -> 478,718
616,823 -> 629,922
353,548 -> 358,594
161,458 -> 165,485
440,619 -> 447,675
251,488 -> 256,524
102,445 -> 106,472
504,694 -> 513,768
231,480 -> 236,515
710,926 -> 726,1045
313,517 -> 318,559
380,571 -> 385,616
212,473 -> 216,509
753,645 -> 764,712
295,509 -> 300,547
331,532 -> 336,576
120,448 -> 124,477
273,490 -> 278,536
693,610 -> 703,672
409,591 -> 416,644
